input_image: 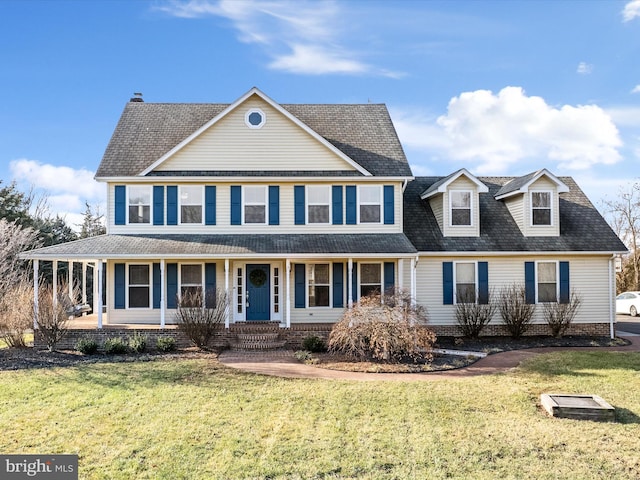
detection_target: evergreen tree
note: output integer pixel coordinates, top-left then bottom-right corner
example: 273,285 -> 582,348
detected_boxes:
78,202 -> 106,238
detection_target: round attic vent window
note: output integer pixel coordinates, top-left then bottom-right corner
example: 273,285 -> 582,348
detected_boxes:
245,109 -> 265,129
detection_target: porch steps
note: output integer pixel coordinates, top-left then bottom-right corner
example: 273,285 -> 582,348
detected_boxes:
234,332 -> 286,350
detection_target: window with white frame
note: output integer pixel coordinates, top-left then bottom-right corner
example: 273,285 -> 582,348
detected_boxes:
273,266 -> 280,313
360,263 -> 382,297
450,190 -> 472,226
179,186 -> 203,224
235,267 -> 244,315
128,186 -> 151,224
180,264 -> 203,307
244,186 -> 267,224
307,186 -> 331,224
308,263 -> 330,307
128,264 -> 150,308
531,191 -> 552,226
455,262 -> 476,303
359,186 -> 381,223
537,262 -> 557,302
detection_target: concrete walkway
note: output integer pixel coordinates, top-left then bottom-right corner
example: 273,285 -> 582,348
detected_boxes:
218,335 -> 640,382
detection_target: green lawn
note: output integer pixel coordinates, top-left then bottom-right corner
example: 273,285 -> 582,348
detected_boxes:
1,351 -> 639,479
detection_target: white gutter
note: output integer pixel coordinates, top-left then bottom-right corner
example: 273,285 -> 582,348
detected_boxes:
95,176 -> 415,184
416,250 -> 628,257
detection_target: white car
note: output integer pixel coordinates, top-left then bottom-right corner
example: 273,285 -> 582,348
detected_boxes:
616,291 -> 640,317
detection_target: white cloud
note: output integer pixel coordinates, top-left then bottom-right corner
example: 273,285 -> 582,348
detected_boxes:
393,87 -> 622,174
9,159 -> 106,229
157,0 -> 402,77
577,62 -> 593,75
606,106 -> 640,127
623,0 -> 640,22
631,85 -> 640,94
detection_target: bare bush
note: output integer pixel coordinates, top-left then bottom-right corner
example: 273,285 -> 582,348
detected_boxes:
175,288 -> 228,350
0,281 -> 34,348
454,289 -> 497,338
0,219 -> 40,300
35,282 -> 77,352
328,289 -> 435,362
498,284 -> 536,338
542,291 -> 582,338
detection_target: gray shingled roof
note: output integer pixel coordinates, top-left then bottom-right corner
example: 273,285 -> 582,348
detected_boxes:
404,176 -> 627,253
21,233 -> 417,260
95,102 -> 412,178
494,171 -> 540,198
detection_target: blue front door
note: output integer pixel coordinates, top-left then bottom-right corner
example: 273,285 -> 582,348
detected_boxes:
246,264 -> 270,321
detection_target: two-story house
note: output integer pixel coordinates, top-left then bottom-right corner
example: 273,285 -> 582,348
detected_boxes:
23,87 -> 626,346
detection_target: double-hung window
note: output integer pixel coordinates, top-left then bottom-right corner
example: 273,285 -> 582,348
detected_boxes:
359,186 -> 381,223
455,262 -> 476,303
179,186 -> 203,224
531,191 -> 552,226
308,263 -> 330,307
180,264 -> 203,307
537,262 -> 557,302
450,190 -> 472,226
244,186 -> 267,224
128,264 -> 150,308
128,186 -> 151,224
307,186 -> 330,224
360,263 -> 382,297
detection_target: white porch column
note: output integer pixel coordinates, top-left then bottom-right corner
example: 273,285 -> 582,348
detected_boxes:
398,258 -> 404,290
224,259 -> 230,329
92,262 -> 99,318
68,261 -> 73,299
348,258 -> 353,309
97,260 -> 103,329
82,261 -> 87,314
410,256 -> 417,306
33,260 -> 39,330
160,259 -> 166,329
285,259 -> 291,328
52,260 -> 58,308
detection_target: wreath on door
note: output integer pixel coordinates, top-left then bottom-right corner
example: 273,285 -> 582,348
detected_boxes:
249,268 -> 267,287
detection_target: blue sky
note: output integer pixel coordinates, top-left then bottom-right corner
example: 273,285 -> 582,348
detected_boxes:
1,0 -> 640,227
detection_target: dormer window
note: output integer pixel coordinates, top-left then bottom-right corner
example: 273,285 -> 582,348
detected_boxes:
450,191 -> 472,226
531,191 -> 552,226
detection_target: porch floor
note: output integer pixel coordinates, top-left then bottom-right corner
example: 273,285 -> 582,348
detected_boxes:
65,314 -> 178,330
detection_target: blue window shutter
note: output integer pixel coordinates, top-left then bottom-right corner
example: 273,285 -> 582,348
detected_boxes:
294,186 -> 305,225
153,186 -> 164,225
443,262 -> 453,305
167,186 -> 178,226
269,186 -> 279,225
205,263 -> 217,308
525,262 -> 536,304
478,261 -> 489,304
114,263 -> 125,309
153,263 -> 161,309
346,186 -> 357,225
294,264 -> 305,308
351,262 -> 358,303
333,262 -> 344,308
167,263 -> 178,309
384,262 -> 395,294
383,185 -> 395,225
205,186 -> 216,225
231,186 -> 241,225
114,186 -> 126,225
332,186 -> 343,225
559,261 -> 570,304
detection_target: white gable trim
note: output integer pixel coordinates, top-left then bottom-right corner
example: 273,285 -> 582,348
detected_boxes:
139,87 -> 372,177
420,168 -> 489,200
495,169 -> 570,200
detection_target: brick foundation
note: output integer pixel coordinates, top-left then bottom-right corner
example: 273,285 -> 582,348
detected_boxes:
34,321 -> 612,351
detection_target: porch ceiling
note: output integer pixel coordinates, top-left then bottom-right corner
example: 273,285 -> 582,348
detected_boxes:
20,233 -> 417,260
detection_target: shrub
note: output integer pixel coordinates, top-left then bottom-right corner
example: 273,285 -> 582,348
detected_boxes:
498,284 -> 536,338
156,336 -> 177,352
302,335 -> 327,353
454,289 -> 497,338
175,288 -> 228,350
34,282 -> 77,352
128,333 -> 147,353
75,337 -> 99,355
0,281 -> 34,348
543,291 -> 582,338
329,289 -> 435,362
104,337 -> 128,354
294,350 -> 313,362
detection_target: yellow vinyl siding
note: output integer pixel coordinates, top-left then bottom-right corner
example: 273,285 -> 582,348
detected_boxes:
443,177 -> 480,237
504,196 -> 525,234
155,97 -> 357,173
428,195 -> 444,232
525,177 -> 560,237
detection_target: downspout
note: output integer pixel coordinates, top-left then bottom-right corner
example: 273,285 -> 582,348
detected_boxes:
402,178 -> 409,192
609,254 -> 616,339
